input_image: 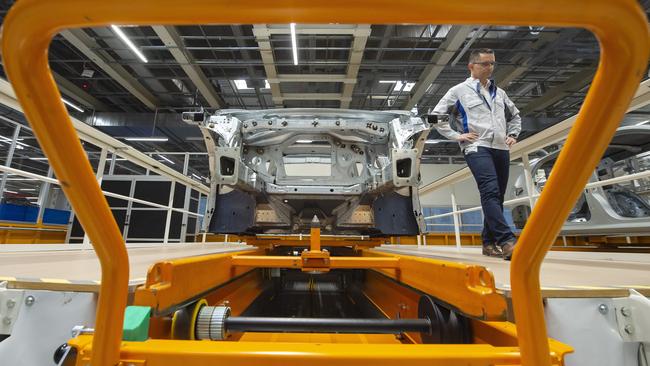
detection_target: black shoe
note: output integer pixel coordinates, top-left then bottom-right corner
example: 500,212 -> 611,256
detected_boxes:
482,244 -> 503,258
500,239 -> 517,261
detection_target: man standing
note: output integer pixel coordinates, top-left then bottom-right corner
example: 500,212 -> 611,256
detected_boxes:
430,48 -> 521,260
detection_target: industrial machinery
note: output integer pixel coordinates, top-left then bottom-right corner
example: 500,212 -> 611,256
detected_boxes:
0,0 -> 647,366
511,126 -> 650,234
182,108 -> 430,236
51,220 -> 572,365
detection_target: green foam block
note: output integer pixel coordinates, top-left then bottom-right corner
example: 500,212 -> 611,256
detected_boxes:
122,306 -> 151,342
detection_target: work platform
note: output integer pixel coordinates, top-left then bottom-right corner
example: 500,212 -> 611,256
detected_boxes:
377,245 -> 650,298
0,243 -> 250,291
1,243 -> 648,299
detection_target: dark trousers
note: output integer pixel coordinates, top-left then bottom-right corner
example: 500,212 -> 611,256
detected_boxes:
464,146 -> 515,246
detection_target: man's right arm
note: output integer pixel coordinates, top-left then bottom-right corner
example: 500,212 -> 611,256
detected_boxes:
430,89 -> 462,141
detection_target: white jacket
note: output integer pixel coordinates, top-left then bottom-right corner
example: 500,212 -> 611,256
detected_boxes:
430,77 -> 521,153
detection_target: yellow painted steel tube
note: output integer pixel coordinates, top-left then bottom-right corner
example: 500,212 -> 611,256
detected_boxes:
2,1 -> 648,365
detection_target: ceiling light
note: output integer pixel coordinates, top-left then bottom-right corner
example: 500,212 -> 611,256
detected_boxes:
61,97 -> 85,113
4,190 -> 17,194
264,80 -> 271,89
19,188 -> 37,191
379,80 -> 397,84
81,69 -> 95,78
124,137 -> 169,142
234,80 -> 251,90
191,173 -> 208,182
29,157 -> 48,161
394,81 -> 416,92
295,140 -> 312,143
635,120 -> 649,126
157,154 -> 175,165
0,136 -> 28,149
111,25 -> 148,63
290,23 -> 298,66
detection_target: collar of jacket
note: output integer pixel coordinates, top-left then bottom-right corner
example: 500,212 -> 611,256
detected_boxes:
465,77 -> 497,99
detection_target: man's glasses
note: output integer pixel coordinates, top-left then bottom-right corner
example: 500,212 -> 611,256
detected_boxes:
472,61 -> 496,67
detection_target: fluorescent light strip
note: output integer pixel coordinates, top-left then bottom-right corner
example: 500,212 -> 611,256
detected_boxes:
4,190 -> 17,194
29,157 -> 48,161
157,154 -> 175,165
295,140 -> 313,143
124,137 -> 169,142
61,97 -> 84,113
111,25 -> 148,63
290,23 -> 298,66
19,188 -> 37,191
0,136 -> 27,149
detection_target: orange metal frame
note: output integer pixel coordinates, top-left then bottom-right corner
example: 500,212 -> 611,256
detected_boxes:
134,248 -> 261,313
244,234 -> 385,248
2,0 -> 648,365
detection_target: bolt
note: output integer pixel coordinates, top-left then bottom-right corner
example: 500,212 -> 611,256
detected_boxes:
6,299 -> 15,309
2,317 -> 11,325
335,120 -> 341,126
281,121 -> 288,127
624,324 -> 634,334
621,307 -> 632,317
598,304 -> 608,314
268,121 -> 273,125
209,123 -> 215,128
25,296 -> 35,306
252,121 -> 257,127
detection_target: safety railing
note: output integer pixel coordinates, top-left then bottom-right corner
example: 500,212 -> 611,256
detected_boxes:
0,164 -> 203,245
2,1 -> 648,366
423,166 -> 650,250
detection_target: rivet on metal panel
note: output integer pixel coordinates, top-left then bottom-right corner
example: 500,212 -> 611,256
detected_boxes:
24,295 -> 35,306
6,299 -> 15,309
598,304 -> 608,315
624,324 -> 635,334
2,316 -> 11,325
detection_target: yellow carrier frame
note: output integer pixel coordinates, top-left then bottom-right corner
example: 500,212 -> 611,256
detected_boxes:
2,0 -> 648,365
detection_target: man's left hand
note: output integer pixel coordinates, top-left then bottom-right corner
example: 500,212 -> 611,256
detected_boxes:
506,136 -> 517,147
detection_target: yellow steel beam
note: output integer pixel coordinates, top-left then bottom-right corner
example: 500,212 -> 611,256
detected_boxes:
244,235 -> 385,248
310,225 -> 321,251
2,1 -> 647,365
366,251 -> 508,321
69,335 -> 525,366
134,249 -> 260,313
230,255 -> 400,269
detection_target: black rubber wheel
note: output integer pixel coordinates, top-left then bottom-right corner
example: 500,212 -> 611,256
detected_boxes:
417,295 -> 472,344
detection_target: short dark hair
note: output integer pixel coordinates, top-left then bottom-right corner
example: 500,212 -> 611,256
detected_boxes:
469,48 -> 494,63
